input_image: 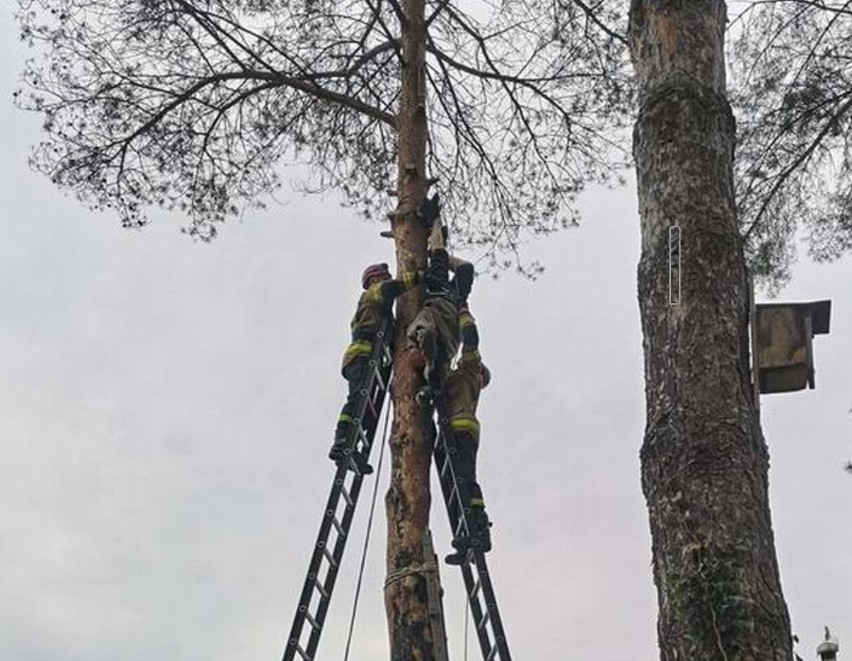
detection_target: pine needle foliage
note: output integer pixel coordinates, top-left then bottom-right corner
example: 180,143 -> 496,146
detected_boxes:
731,0 -> 852,291
15,0 -> 630,272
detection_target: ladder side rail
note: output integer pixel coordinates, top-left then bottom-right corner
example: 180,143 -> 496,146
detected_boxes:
432,399 -> 513,661
308,313 -> 395,658
433,439 -> 472,549
432,423 -> 495,658
432,410 -> 473,544
459,560 -> 495,659
350,317 -> 395,457
304,469 -> 368,660
434,437 -> 495,661
351,362 -> 391,454
284,463 -> 364,661
468,550 -> 512,660
304,320 -> 394,658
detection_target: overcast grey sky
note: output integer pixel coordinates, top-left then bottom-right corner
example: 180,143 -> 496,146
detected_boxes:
1,8 -> 850,661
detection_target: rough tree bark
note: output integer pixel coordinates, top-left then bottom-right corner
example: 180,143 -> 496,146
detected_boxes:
384,0 -> 437,658
629,0 -> 793,659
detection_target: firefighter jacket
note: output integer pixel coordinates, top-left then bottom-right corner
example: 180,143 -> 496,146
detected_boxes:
444,308 -> 482,443
341,271 -> 419,372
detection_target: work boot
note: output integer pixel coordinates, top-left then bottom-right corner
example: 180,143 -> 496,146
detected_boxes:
469,507 -> 492,553
444,543 -> 470,566
329,440 -> 374,475
347,450 -> 374,476
445,531 -> 471,565
328,436 -> 348,462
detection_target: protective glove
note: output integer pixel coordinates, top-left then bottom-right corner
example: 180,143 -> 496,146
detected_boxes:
418,193 -> 440,228
454,262 -> 474,301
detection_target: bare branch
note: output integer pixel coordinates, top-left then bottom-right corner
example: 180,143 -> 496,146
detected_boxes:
564,0 -> 628,45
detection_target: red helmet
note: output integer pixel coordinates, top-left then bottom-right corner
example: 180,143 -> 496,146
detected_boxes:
362,263 -> 390,289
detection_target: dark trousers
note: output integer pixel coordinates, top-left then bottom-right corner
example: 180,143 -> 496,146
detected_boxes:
452,432 -> 483,507
335,357 -> 369,441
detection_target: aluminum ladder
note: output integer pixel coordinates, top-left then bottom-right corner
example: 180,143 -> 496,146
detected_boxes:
432,402 -> 513,661
282,315 -> 394,661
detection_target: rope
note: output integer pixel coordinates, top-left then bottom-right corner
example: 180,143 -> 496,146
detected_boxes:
383,560 -> 440,590
342,383 -> 393,661
464,595 -> 470,661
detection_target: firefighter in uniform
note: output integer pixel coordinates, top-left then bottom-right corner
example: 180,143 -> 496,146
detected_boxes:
406,248 -> 474,403
443,304 -> 492,564
330,263 -> 420,470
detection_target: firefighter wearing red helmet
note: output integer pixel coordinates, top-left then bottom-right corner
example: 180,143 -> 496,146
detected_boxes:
330,262 -> 420,467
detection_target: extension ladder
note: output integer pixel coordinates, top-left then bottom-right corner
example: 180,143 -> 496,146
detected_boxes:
433,402 -> 513,661
282,315 -> 395,661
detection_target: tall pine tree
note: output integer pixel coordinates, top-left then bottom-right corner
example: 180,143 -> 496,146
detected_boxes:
15,1 -> 624,656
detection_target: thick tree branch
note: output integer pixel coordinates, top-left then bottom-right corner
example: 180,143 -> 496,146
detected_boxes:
300,41 -> 400,81
116,70 -> 395,158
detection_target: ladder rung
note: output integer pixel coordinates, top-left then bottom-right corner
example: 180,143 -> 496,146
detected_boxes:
349,456 -> 369,476
338,484 -> 353,508
449,483 -> 461,508
322,545 -> 338,569
366,396 -> 378,420
477,608 -> 491,631
304,610 -> 321,631
313,577 -> 329,600
372,365 -> 386,390
440,454 -> 451,478
470,576 -> 482,600
349,425 -> 368,452
289,640 -> 311,660
330,514 -> 344,537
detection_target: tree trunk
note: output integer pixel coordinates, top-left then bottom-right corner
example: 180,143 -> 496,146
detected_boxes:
628,1 -> 793,659
385,0 -> 437,659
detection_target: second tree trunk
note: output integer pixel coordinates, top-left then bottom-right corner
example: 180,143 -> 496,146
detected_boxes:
629,0 -> 794,658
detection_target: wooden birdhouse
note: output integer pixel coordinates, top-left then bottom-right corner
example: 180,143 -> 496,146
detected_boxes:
754,299 -> 831,394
